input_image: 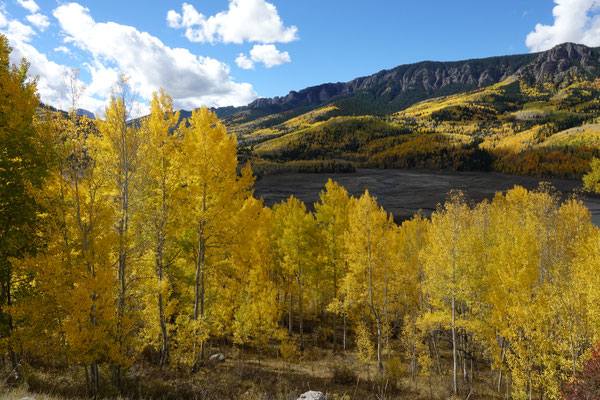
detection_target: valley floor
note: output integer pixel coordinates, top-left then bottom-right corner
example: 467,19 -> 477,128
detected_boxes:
253,168 -> 600,222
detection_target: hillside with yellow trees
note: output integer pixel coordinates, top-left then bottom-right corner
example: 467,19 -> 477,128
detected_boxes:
233,73 -> 600,179
200,44 -> 600,180
5,36 -> 600,400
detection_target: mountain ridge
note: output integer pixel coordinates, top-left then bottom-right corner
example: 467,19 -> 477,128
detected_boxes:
210,42 -> 600,123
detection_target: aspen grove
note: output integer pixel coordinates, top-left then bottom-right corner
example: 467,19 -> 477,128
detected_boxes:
3,37 -> 600,399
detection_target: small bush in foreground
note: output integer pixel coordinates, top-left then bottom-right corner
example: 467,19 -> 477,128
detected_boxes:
561,344 -> 600,400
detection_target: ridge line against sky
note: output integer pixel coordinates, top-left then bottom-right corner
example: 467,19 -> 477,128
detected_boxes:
1,0 -> 600,117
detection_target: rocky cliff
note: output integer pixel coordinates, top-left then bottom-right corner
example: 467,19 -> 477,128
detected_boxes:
215,43 -> 600,122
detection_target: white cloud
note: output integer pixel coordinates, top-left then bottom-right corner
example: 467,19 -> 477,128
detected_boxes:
167,0 -> 298,44
84,60 -> 120,100
16,0 -> 39,13
3,32 -> 104,114
166,10 -> 181,27
54,45 -> 70,54
53,2 -> 257,111
26,13 -> 50,31
235,53 -> 254,69
0,10 -> 7,28
167,4 -> 202,30
236,44 -> 290,69
0,10 -> 101,116
6,20 -> 36,42
249,44 -> 290,67
526,0 -> 600,51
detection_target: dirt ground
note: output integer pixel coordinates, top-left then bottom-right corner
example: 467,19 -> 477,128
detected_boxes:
252,168 -> 600,224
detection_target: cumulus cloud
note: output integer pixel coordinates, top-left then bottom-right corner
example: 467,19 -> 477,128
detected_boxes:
26,13 -> 50,31
0,12 -> 66,109
249,44 -> 290,67
2,24 -> 103,113
235,53 -> 254,70
526,0 -> 600,51
53,2 -> 257,111
236,44 -> 290,69
16,0 -> 39,14
6,20 -> 36,42
167,0 -> 298,44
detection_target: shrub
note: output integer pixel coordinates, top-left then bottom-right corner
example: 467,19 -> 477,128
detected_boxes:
279,336 -> 301,363
385,356 -> 405,387
561,344 -> 600,399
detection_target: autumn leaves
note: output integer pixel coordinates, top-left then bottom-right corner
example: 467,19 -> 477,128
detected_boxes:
3,34 -> 600,399
5,81 -> 262,393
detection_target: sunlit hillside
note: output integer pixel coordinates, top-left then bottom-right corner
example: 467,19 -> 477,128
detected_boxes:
236,74 -> 600,178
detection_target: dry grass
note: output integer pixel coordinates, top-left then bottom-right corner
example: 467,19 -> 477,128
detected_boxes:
1,387 -> 69,400
0,345 -> 507,400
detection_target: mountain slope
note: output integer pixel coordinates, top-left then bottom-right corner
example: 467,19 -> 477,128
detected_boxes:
242,52 -> 600,179
127,43 -> 600,179
217,43 -> 600,127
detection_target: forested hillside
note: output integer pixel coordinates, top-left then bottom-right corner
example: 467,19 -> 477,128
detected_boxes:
207,44 -> 600,179
4,35 -> 600,400
124,43 -> 600,180
239,74 -> 600,178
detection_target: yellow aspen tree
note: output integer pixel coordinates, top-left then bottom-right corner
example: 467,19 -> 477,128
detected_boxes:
517,186 -> 567,399
271,195 -> 320,351
380,223 -> 409,361
397,215 -> 430,381
8,107 -> 82,367
573,223 -> 600,344
63,113 -> 119,397
582,157 -> 600,194
232,203 -> 284,357
485,186 -> 555,399
341,190 -> 398,370
552,199 -> 596,377
8,63 -> 121,396
15,108 -> 118,396
401,214 -> 447,378
203,191 -> 271,342
175,107 -> 254,367
486,187 -> 537,400
463,201 -> 497,388
314,179 -> 350,352
356,319 -> 375,365
94,75 -> 144,382
421,190 -> 471,394
138,89 -> 180,366
0,34 -> 53,378
402,314 -> 431,391
398,214 -> 428,314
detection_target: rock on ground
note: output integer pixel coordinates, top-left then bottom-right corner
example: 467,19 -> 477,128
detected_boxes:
208,353 -> 225,362
297,391 -> 328,400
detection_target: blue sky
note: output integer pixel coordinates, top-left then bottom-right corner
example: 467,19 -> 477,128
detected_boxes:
1,0 -> 599,116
